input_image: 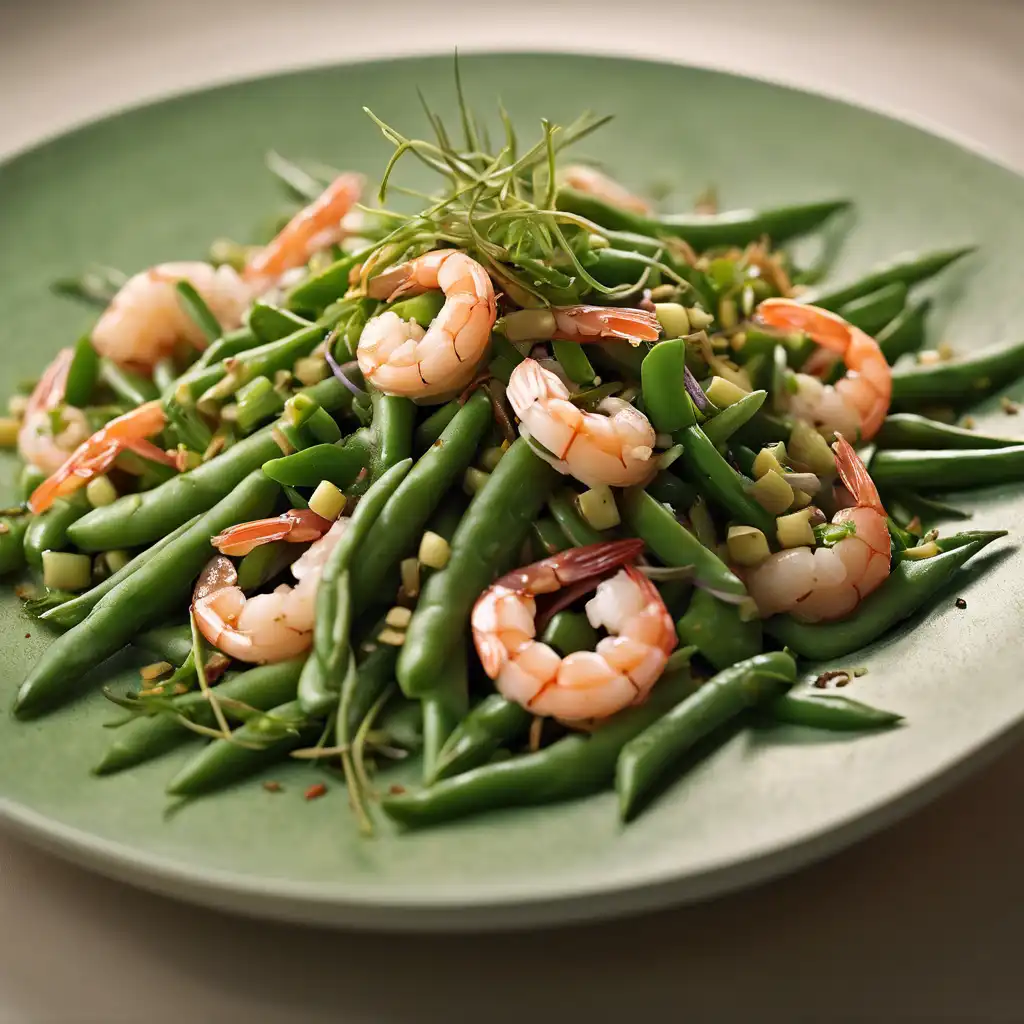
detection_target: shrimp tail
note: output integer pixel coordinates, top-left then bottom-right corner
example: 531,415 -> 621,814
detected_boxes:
551,306 -> 661,344
211,509 -> 331,557
833,434 -> 885,515
497,538 -> 645,593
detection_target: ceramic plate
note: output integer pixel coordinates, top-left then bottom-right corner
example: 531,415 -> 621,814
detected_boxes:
1,53 -> 1022,931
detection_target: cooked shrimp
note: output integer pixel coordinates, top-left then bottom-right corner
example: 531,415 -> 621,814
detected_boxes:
507,358 -> 656,488
245,172 -> 364,284
356,249 -> 496,401
561,165 -> 653,216
211,508 -> 333,557
472,539 -> 676,722
745,435 -> 890,623
756,298 -> 892,442
17,348 -> 90,475
27,400 -> 179,514
502,305 -> 661,345
194,515 -> 348,663
92,262 -> 252,373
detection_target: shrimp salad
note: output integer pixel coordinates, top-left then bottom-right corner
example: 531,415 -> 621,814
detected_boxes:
3,70 -> 1017,831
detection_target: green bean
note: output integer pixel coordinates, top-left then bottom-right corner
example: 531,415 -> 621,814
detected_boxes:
166,699 -> 317,797
890,340 -> 1024,406
24,492 -> 90,568
65,335 -> 100,407
552,339 -> 596,385
870,445 -> 1024,490
619,487 -> 746,601
98,358 -> 159,406
414,400 -> 460,452
350,392 -> 491,607
875,413 -> 1020,451
0,514 -> 29,575
387,292 -> 446,326
369,391 -> 416,483
641,338 -> 694,434
262,434 -> 370,490
837,282 -> 908,336
182,323 -> 327,402
542,610 -> 598,654
556,187 -> 850,249
70,377 -> 349,551
40,514 -> 201,628
616,651 -> 797,820
235,376 -> 284,433
175,281 -> 222,343
236,541 -> 299,591
247,303 -> 312,344
94,658 -> 304,774
798,246 -> 975,310
679,424 -> 778,536
646,471 -> 698,511
337,643 -> 399,734
702,390 -> 767,448
18,464 -> 47,503
134,622 -> 194,665
15,471 -> 279,718
547,489 -> 604,547
191,327 -> 259,370
676,588 -> 762,671
421,642 -> 470,783
314,459 -> 412,686
878,299 -> 931,364
285,252 -> 362,313
532,517 -> 570,555
382,668 -> 694,828
769,691 -> 902,731
431,694 -> 532,783
398,439 -> 559,699
764,531 -> 1005,660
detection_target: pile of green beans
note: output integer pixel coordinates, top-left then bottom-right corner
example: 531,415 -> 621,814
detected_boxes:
7,98 -> 1022,840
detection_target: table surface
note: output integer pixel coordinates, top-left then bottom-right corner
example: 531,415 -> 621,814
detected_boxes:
2,2 -> 1023,1020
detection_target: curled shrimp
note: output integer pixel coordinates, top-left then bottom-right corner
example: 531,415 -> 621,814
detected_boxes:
507,358 -> 656,488
92,262 -> 252,373
17,349 -> 90,475
28,400 -> 180,514
472,539 -> 677,722
745,435 -> 890,623
194,514 -> 346,663
756,298 -> 892,442
245,172 -> 364,284
560,165 -> 653,216
502,304 -> 661,345
355,249 -> 497,401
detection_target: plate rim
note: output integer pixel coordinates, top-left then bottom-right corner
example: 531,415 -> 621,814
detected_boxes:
2,49 -> 1023,931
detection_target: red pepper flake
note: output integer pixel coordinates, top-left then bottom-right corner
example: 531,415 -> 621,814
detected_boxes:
304,782 -> 327,801
24,633 -> 30,639
813,669 -> 851,689
388,784 -> 406,795
262,781 -> 282,793
955,597 -> 967,609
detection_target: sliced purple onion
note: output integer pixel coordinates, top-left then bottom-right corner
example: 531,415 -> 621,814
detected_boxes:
325,348 -> 367,397
683,365 -> 710,413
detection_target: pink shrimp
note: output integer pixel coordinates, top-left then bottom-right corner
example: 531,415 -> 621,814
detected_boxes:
210,508 -> 333,557
245,172 -> 364,284
356,249 -> 496,401
194,515 -> 347,664
756,298 -> 892,442
17,349 -> 91,475
745,436 -> 891,623
502,305 -> 661,345
27,400 -> 180,514
91,262 -> 252,373
560,165 -> 653,216
472,539 -> 676,722
507,358 -> 657,488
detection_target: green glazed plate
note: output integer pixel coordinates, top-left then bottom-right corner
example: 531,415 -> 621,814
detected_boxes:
1,54 -> 1023,931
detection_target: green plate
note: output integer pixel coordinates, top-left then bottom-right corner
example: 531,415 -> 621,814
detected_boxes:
1,53 -> 1022,931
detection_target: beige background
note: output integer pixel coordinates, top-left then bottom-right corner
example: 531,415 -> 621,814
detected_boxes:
1,1 -> 1023,1020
